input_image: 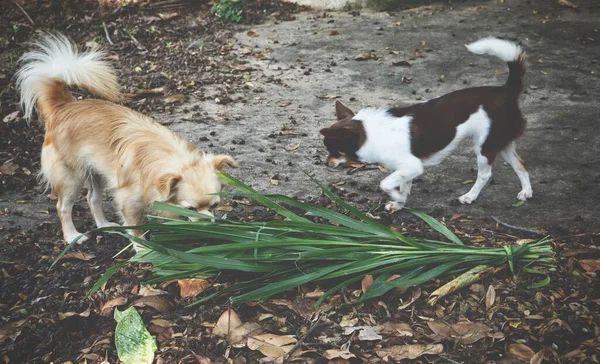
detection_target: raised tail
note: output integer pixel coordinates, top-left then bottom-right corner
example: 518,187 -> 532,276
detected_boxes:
16,32 -> 121,124
465,37 -> 526,96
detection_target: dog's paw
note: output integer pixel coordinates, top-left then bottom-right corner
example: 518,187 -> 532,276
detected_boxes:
65,233 -> 88,244
385,201 -> 404,212
458,193 -> 477,205
517,189 -> 533,201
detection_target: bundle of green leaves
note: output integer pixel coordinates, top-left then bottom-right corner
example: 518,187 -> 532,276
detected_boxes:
72,173 -> 554,307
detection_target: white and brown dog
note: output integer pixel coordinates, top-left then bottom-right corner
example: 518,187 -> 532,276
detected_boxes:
17,33 -> 237,244
320,37 -> 532,212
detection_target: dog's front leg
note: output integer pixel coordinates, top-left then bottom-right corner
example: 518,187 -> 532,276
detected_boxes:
379,158 -> 423,212
115,188 -> 147,250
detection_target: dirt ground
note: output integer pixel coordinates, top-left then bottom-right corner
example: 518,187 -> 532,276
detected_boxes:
1,0 -> 599,363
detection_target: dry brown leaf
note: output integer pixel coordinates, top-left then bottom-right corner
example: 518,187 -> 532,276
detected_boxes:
149,324 -> 174,341
239,47 -> 253,55
361,275 -> 374,293
58,308 -> 91,320
486,285 -> 496,309
192,353 -> 213,364
247,334 -> 297,357
316,94 -> 341,100
213,308 -> 243,337
3,111 -> 20,123
558,0 -> 578,8
427,321 -> 490,344
132,87 -> 165,96
508,343 -> 536,361
328,30 -> 339,36
150,319 -> 174,328
376,343 -> 443,360
0,319 -> 29,342
255,53 -> 270,61
284,143 -> 300,151
132,296 -> 171,313
381,322 -> 413,337
216,205 -> 233,212
229,322 -> 263,347
339,314 -> 358,327
0,162 -> 19,176
343,326 -> 382,341
177,278 -> 210,298
579,259 -> 600,273
247,30 -> 259,37
62,252 -> 95,261
450,214 -> 465,221
100,297 -> 127,316
304,290 -> 324,299
229,64 -> 251,71
515,238 -> 537,246
324,349 -> 355,360
354,53 -> 373,61
163,94 -> 185,104
391,60 -> 411,67
530,348 -> 547,364
139,285 -> 168,297
398,287 -> 422,310
158,12 -> 179,20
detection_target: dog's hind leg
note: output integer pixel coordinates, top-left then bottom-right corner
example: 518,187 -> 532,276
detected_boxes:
459,149 -> 495,204
380,156 -> 423,212
500,142 -> 532,201
41,146 -> 87,244
87,175 -> 119,228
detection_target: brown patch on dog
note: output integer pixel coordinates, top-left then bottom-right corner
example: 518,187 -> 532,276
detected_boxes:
388,86 -> 526,160
320,101 -> 366,163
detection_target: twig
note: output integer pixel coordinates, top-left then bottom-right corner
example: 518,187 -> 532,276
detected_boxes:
439,354 -> 463,364
127,31 -> 147,51
102,22 -> 114,45
490,216 -> 545,237
345,164 -> 379,175
285,314 -> 322,360
11,0 -> 35,26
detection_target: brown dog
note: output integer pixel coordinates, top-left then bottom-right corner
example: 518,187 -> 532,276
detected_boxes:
17,33 -> 237,244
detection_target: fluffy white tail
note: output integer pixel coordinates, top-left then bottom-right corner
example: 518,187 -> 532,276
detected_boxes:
465,37 -> 526,96
465,37 -> 522,62
16,32 -> 121,123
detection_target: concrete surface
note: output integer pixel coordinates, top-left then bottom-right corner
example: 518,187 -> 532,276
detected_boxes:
171,0 -> 600,231
4,0 -> 599,236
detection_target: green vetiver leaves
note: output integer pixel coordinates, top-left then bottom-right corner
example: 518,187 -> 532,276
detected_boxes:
81,172 -> 554,307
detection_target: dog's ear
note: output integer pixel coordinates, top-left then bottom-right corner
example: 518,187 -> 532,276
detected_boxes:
212,154 -> 239,170
156,173 -> 181,198
335,100 -> 355,120
320,127 -> 352,139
